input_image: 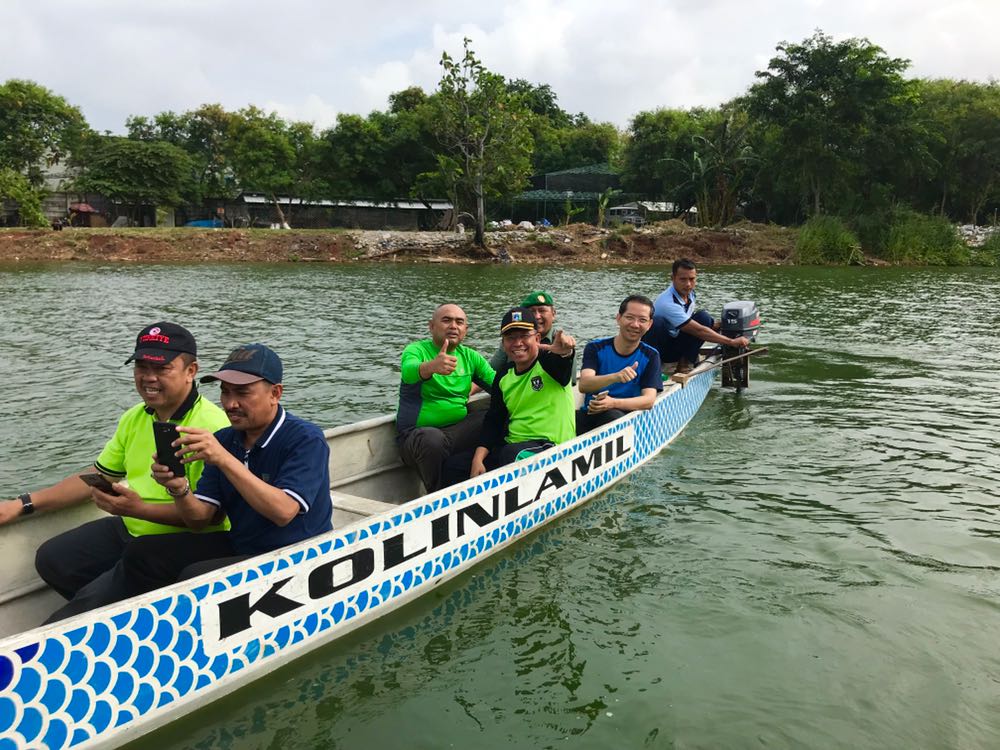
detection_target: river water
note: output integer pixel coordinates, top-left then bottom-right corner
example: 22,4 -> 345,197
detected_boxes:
2,262 -> 999,749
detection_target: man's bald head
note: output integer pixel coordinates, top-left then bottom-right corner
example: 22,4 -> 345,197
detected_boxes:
429,303 -> 469,350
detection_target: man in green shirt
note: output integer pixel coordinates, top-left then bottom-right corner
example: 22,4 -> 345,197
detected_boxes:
397,303 -> 496,492
471,307 -> 577,477
488,290 -> 559,371
0,322 -> 229,623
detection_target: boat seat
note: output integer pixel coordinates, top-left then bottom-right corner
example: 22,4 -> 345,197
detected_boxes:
330,490 -> 398,518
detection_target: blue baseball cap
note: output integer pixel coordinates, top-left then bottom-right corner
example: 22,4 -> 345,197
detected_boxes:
201,343 -> 283,385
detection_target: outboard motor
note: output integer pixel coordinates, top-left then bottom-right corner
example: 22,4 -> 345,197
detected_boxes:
719,300 -> 761,391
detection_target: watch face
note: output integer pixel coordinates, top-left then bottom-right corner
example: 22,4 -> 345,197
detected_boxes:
20,494 -> 34,514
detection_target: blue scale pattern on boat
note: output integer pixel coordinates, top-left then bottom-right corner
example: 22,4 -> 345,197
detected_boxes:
16,706 -> 42,744
85,623 -> 111,657
89,699 -> 113,733
66,689 -> 89,723
0,372 -> 714,750
0,697 -> 15,733
0,656 -> 11,692
41,674 -> 67,710
111,671 -> 135,704
42,718 -> 68,749
12,666 -> 40,703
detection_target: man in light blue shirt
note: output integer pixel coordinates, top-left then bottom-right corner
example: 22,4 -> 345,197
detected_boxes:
644,258 -> 750,372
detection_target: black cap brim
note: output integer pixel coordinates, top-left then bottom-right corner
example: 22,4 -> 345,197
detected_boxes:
125,349 -> 184,365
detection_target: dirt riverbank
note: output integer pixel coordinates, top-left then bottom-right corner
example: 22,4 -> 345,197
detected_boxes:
0,220 -> 798,265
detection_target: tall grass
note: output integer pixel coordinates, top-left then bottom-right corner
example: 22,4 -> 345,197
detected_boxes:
884,208 -> 969,265
974,231 -> 1000,266
795,215 -> 861,264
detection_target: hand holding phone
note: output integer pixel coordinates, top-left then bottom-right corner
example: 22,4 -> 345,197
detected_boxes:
80,472 -> 120,496
153,421 -> 185,479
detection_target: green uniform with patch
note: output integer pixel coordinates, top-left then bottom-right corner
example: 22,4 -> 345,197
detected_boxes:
95,388 -> 230,536
481,350 -> 576,447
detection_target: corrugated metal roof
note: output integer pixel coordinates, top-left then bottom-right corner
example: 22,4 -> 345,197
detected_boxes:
240,194 -> 452,210
514,190 -> 602,202
543,163 -> 618,177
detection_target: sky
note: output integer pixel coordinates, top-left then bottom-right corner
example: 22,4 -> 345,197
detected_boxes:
2,0 -> 997,134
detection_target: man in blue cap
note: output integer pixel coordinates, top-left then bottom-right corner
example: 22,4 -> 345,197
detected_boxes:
125,343 -> 333,592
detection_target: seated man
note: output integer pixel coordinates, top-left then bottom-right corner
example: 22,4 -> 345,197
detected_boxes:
0,322 -> 229,623
643,258 -> 750,372
470,307 -> 576,477
397,303 -> 496,492
126,343 -> 332,592
577,295 -> 664,434
489,290 -> 559,370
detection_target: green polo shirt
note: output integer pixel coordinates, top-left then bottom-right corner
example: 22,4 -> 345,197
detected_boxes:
480,350 -> 577,448
95,388 -> 230,537
397,340 -> 496,435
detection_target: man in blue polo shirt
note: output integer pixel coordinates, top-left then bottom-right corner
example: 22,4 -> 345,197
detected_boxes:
125,343 -> 332,592
643,258 -> 750,372
577,295 -> 664,434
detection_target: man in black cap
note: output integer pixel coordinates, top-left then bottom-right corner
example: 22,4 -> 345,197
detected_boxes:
0,322 -> 230,623
443,307 -> 576,482
489,290 -> 560,371
125,343 -> 333,592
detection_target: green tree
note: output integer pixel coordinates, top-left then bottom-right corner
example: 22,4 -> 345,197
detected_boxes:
916,79 -> 1000,223
0,168 -> 48,227
74,136 -> 194,221
226,107 -> 322,227
745,31 -> 921,219
433,38 -> 533,246
0,79 -> 86,185
621,107 -> 720,209
671,111 -> 758,226
127,104 -> 238,201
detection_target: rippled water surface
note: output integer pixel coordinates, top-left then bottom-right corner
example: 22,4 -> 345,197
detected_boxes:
2,262 -> 999,749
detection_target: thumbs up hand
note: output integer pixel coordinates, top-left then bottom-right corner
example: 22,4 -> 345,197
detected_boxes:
615,360 -> 640,383
549,329 -> 576,357
427,337 -> 458,376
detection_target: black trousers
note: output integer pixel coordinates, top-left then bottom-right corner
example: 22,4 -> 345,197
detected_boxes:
576,408 -> 627,435
398,410 -> 486,492
441,439 -> 555,486
34,517 -> 239,623
35,516 -> 134,624
119,531 -> 240,596
644,309 -> 714,363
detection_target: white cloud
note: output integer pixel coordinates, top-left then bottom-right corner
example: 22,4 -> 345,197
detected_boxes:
2,0 -> 998,134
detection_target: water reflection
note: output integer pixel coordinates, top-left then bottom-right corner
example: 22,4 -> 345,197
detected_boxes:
3,263 -> 1000,748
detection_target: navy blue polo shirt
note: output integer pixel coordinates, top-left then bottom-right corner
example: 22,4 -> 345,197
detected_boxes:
193,405 -> 332,555
580,337 -> 663,411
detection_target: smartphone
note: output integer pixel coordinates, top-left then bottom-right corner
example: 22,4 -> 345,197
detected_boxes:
153,421 -> 186,479
80,472 -> 119,495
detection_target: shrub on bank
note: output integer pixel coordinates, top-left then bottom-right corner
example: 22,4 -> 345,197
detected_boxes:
884,208 -> 969,265
795,215 -> 861,264
975,231 -> 1000,266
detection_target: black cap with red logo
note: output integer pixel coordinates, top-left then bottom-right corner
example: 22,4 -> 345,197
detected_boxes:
125,322 -> 197,365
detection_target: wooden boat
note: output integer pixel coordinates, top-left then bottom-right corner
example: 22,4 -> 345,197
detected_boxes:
0,356 -> 723,749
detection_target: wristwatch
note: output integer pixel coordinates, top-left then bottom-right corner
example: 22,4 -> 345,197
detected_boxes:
18,493 -> 34,515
